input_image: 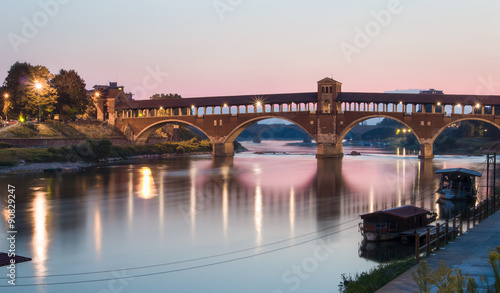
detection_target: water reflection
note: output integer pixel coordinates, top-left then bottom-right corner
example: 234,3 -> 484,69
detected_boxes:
93,208 -> 102,259
437,198 -> 476,220
254,185 -> 263,248
140,167 -> 154,199
289,187 -> 296,238
3,148 -> 491,292
32,191 -> 48,284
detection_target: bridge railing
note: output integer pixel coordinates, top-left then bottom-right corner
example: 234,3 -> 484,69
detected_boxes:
340,102 -> 498,117
415,194 -> 500,263
116,102 -> 318,119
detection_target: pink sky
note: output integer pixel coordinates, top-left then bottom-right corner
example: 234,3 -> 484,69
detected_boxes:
1,1 -> 499,99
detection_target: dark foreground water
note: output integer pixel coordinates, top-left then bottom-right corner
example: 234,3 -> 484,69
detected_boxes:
0,141 -> 492,293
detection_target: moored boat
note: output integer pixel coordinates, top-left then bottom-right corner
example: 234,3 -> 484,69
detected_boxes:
359,205 -> 437,242
435,168 -> 481,200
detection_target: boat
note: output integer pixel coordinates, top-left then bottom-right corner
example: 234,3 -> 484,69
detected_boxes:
435,168 -> 482,200
359,205 -> 437,242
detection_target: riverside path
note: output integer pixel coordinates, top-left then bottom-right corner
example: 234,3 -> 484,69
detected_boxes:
377,211 -> 500,292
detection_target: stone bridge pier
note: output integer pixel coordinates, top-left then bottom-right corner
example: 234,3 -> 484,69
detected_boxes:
419,139 -> 434,160
212,141 -> 235,157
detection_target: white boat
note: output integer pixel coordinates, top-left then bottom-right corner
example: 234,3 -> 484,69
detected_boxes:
435,168 -> 482,200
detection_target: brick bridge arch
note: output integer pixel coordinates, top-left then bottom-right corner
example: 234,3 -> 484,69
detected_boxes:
225,116 -> 315,143
105,77 -> 500,159
134,119 -> 212,144
431,117 -> 500,142
339,115 -> 419,141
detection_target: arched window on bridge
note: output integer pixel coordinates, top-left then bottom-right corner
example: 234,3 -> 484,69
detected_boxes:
323,100 -> 331,114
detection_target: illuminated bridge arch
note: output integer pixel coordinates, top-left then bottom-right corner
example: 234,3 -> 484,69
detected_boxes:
135,119 -> 211,144
223,116 -> 315,144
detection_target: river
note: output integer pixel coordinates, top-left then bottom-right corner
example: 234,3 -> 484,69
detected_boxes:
0,140 -> 492,293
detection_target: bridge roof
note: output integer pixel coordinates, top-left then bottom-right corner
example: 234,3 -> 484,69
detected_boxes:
115,92 -> 318,109
338,92 -> 500,105
114,91 -> 500,110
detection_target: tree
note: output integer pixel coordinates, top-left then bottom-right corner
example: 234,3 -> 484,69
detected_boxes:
2,62 -> 58,121
20,65 -> 58,121
51,69 -> 88,120
150,93 -> 182,100
2,62 -> 31,119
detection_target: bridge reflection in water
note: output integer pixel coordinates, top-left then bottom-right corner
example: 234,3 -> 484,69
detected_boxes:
5,152 -> 491,292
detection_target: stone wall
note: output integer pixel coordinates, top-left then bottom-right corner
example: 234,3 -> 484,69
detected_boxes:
0,138 -> 132,148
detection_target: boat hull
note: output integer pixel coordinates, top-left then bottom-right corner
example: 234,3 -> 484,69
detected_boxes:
439,189 -> 476,201
364,232 -> 400,242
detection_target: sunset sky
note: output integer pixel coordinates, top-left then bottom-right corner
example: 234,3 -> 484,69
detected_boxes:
1,0 -> 499,99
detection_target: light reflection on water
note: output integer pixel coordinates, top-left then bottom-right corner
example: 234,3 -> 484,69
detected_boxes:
0,141 -> 491,293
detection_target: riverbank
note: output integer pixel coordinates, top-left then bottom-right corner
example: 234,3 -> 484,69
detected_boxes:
0,152 -> 213,174
0,138 -> 213,172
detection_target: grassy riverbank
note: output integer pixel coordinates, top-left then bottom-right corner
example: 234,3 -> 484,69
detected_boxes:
0,138 -> 212,167
338,258 -> 416,293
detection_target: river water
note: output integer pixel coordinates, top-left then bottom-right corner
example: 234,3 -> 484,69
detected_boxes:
0,141 -> 492,293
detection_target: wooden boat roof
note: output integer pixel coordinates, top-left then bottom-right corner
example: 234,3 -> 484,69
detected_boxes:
435,168 -> 482,177
360,205 -> 431,219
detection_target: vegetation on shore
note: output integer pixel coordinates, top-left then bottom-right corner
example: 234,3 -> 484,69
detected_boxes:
339,245 -> 500,292
338,258 -> 416,293
0,138 -> 212,167
0,121 -> 123,138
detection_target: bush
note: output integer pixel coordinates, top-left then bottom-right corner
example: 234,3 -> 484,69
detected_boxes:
0,142 -> 15,149
412,257 -> 496,293
88,139 -> 113,160
176,146 -> 185,154
339,258 -> 415,292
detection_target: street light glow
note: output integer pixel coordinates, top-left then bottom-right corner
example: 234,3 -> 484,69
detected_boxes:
34,81 -> 43,123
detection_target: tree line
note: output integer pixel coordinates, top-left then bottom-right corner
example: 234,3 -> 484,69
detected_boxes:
1,62 -> 91,121
1,61 -> 182,122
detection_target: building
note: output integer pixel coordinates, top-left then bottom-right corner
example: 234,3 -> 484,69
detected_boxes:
89,82 -> 132,123
419,89 -> 443,95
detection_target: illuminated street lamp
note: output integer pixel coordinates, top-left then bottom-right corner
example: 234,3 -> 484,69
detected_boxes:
35,82 -> 42,122
3,93 -> 8,121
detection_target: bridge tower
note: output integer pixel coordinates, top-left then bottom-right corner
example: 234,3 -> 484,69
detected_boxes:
316,78 -> 344,158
